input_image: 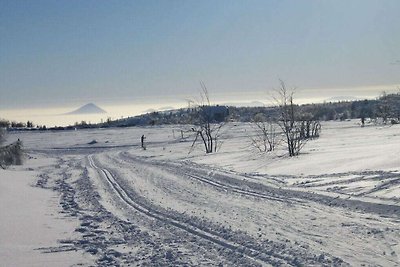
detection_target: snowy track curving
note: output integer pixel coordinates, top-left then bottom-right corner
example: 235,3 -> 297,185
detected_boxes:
117,152 -> 400,219
88,154 -> 301,266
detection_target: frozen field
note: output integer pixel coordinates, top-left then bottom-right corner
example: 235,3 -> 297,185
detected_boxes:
1,120 -> 399,266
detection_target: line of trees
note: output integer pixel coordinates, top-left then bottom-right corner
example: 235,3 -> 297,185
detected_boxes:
97,90 -> 399,130
0,120 -> 36,128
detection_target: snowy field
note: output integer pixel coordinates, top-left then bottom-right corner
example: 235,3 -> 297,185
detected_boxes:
1,120 -> 399,266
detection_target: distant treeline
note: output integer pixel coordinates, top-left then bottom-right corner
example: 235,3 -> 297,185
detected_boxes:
0,119 -> 47,131
97,92 -> 400,128
2,92 -> 399,131
0,120 -> 36,128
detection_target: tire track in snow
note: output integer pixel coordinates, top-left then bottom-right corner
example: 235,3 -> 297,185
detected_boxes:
88,154 -> 281,266
187,173 -> 299,203
92,153 -> 347,266
118,152 -> 400,219
117,152 -> 303,205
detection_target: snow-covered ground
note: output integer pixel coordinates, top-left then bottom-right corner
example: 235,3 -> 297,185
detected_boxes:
1,120 -> 399,266
0,157 -> 92,267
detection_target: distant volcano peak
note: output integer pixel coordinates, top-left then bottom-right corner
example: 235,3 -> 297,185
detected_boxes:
66,103 -> 107,115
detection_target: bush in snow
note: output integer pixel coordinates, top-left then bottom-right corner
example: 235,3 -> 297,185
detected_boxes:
0,129 -> 23,169
249,113 -> 278,152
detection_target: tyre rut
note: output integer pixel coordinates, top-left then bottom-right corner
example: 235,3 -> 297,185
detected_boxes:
88,155 -> 282,266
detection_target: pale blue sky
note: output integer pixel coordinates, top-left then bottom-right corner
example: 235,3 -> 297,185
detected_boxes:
1,0 -> 399,109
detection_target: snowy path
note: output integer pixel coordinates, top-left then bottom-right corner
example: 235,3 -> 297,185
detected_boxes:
117,151 -> 400,218
78,150 -> 397,266
86,152 -> 348,266
88,155 -> 278,266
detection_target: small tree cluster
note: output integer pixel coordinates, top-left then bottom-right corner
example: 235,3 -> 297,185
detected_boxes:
190,82 -> 226,154
26,121 -> 34,128
10,121 -> 26,128
375,91 -> 400,124
274,80 -> 320,157
298,113 -> 321,139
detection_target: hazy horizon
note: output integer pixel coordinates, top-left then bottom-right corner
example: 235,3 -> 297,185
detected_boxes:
1,0 -> 399,124
1,82 -> 398,127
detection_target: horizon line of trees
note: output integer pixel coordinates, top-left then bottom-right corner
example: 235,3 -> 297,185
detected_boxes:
98,91 -> 400,128
0,119 -> 47,130
2,91 -> 398,131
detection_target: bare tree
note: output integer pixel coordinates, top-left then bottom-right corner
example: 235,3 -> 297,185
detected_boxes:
274,80 -> 307,157
249,113 -> 278,152
190,82 -> 226,154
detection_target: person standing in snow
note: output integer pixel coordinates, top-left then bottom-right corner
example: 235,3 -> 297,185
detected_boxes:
141,134 -> 146,150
